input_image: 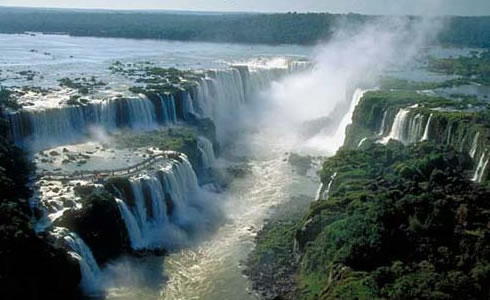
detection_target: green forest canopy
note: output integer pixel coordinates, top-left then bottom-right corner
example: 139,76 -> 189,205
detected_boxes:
0,7 -> 489,47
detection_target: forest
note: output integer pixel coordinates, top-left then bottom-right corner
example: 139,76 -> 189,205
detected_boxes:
0,7 -> 489,47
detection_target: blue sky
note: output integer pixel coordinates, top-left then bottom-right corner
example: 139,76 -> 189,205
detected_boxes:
0,0 -> 489,16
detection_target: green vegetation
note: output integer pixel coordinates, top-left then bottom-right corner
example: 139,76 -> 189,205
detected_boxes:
56,186 -> 130,264
247,142 -> 490,300
378,77 -> 471,91
58,76 -> 106,95
113,127 -> 201,168
0,87 -> 21,110
0,8 -> 488,47
344,90 -> 489,149
429,50 -> 490,85
112,62 -> 204,95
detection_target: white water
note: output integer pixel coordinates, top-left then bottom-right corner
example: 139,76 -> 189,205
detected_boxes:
408,113 -> 424,144
185,64 -> 299,142
114,153 -> 217,250
63,231 -> 102,293
380,105 -> 428,145
305,88 -> 368,154
104,130 -> 320,300
315,182 -> 325,201
446,122 -> 452,145
470,132 -> 480,159
197,136 -> 216,168
10,64 -> 299,149
358,137 -> 368,148
317,172 -> 338,201
472,152 -> 489,183
421,113 -> 433,141
377,110 -> 388,136
9,95 -> 174,149
381,108 -> 411,144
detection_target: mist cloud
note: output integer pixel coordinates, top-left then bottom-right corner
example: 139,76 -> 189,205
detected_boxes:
251,15 -> 443,154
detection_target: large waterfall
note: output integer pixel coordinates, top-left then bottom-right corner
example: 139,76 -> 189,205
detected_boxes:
112,153 -> 215,250
380,106 -> 432,145
9,94 -> 177,149
10,63 -> 303,150
62,231 -> 102,293
197,136 -> 216,168
308,88 -> 368,154
381,108 -> 411,144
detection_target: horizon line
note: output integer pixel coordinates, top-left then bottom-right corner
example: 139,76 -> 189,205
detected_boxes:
0,5 -> 489,17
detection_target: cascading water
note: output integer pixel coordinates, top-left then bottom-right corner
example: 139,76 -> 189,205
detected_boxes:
381,108 -> 411,144
316,172 -> 337,201
186,65 -> 296,142
358,137 -> 368,148
157,94 -> 178,124
472,152 -> 489,183
9,63 -> 300,149
197,136 -> 216,168
62,231 -> 102,293
470,132 -> 480,159
421,113 -> 433,141
310,89 -> 369,201
306,88 -> 368,154
113,153 -> 210,250
380,105 -> 427,145
9,95 -> 166,149
446,122 -> 452,145
377,110 -> 388,136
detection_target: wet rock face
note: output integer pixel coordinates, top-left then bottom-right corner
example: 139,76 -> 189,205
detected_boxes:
56,190 -> 130,265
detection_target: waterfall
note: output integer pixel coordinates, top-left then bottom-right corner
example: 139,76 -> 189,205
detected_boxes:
470,132 -> 480,159
472,152 -> 489,183
381,108 -> 411,144
358,137 -> 367,148
288,60 -> 312,73
63,232 -> 101,293
380,105 -> 425,145
197,136 -> 216,168
113,153 -> 203,249
407,113 -> 424,144
377,110 -> 388,136
115,198 -> 145,249
324,172 -> 337,201
446,123 -> 452,145
9,95 -> 160,149
316,172 -> 337,201
187,66 -> 292,141
157,94 -> 178,124
421,113 -> 433,141
9,62 -> 300,149
315,183 -> 324,201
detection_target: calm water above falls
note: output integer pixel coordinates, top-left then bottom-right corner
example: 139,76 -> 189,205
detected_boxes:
0,33 -> 312,88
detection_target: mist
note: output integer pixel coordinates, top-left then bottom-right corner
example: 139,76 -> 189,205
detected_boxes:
246,16 -> 443,155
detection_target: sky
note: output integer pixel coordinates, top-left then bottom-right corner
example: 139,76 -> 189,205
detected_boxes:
0,0 -> 489,16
